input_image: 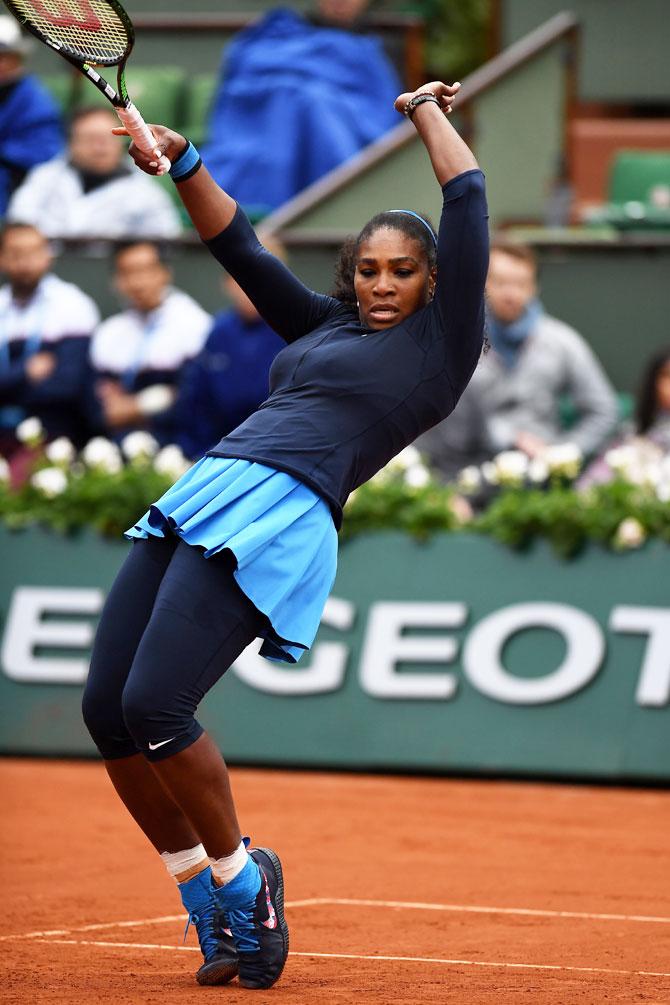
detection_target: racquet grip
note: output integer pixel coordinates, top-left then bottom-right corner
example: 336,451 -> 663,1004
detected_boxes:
116,103 -> 171,174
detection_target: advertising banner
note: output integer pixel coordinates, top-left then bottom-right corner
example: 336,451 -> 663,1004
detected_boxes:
1,527 -> 669,779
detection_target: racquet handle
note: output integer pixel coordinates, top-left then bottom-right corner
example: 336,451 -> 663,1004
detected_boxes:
116,103 -> 172,175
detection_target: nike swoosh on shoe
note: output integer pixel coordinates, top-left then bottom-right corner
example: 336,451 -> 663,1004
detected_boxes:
260,870 -> 277,930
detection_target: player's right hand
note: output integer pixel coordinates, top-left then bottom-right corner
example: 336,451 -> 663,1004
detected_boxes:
112,124 -> 187,176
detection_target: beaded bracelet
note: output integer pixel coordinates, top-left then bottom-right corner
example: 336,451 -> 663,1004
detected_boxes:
404,93 -> 441,120
169,141 -> 202,182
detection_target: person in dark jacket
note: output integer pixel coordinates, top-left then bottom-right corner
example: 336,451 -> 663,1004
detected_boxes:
174,238 -> 286,459
82,79 -> 488,993
0,16 -> 63,215
0,222 -> 99,478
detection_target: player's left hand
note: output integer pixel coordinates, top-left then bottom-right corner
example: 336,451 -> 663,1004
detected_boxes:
394,81 -> 461,117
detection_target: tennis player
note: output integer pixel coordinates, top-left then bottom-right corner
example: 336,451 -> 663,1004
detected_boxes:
82,79 -> 489,991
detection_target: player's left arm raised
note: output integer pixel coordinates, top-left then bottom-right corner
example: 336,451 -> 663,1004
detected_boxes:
396,82 -> 489,384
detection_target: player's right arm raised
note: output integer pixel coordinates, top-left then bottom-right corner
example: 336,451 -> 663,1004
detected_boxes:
114,124 -> 237,239
115,124 -> 337,342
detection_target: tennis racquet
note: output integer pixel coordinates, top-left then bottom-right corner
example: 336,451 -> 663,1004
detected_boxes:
0,0 -> 171,173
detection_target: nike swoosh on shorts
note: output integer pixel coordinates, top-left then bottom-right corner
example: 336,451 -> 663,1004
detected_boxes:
148,737 -> 175,751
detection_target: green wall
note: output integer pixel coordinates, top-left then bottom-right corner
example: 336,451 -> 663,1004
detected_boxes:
474,44 -> 565,225
530,244 -> 670,393
2,528 -> 669,780
500,0 -> 669,104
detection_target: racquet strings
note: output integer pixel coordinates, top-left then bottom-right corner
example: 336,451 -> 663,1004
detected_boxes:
9,0 -> 128,63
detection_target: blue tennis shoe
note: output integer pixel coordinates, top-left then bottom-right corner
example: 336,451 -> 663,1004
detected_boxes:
213,845 -> 289,989
179,866 -> 238,986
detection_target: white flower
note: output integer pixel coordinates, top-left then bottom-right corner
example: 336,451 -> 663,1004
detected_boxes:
528,457 -> 550,484
457,465 -> 482,494
481,461 -> 499,485
82,437 -> 122,473
657,480 -> 670,503
404,463 -> 430,489
31,466 -> 68,498
390,445 -> 422,472
545,442 -> 583,480
121,430 -> 159,462
605,444 -> 635,475
614,517 -> 646,550
153,445 -> 190,480
605,440 -> 662,488
0,457 -> 10,483
16,416 -> 44,444
45,437 -> 76,466
494,450 -> 528,486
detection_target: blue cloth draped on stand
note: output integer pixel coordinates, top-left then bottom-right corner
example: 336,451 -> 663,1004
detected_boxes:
0,76 -> 63,214
201,8 -> 402,214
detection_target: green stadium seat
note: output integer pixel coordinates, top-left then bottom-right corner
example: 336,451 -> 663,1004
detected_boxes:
609,151 -> 670,204
59,67 -> 188,131
585,151 -> 670,231
122,67 -> 188,130
41,73 -> 77,113
180,74 -> 217,146
559,391 -> 633,433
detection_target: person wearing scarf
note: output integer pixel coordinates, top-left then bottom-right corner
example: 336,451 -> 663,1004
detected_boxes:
418,239 -> 619,480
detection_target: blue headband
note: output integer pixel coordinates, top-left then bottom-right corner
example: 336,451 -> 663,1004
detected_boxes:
386,209 -> 437,248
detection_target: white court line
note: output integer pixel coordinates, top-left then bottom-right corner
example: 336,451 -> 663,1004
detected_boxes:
0,901 -> 324,943
29,939 -> 670,980
301,898 -> 670,925
0,915 -> 183,942
5,897 -> 670,943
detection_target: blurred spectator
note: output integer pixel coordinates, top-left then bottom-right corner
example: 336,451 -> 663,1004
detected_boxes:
201,0 -> 402,214
173,236 -> 286,459
0,16 -> 63,215
90,241 -> 211,443
7,107 -> 181,239
634,347 -> 670,450
0,222 -> 99,475
418,239 -> 619,481
579,346 -> 670,488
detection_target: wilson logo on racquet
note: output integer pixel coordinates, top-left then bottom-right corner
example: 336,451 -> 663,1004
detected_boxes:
26,0 -> 101,31
4,0 -> 172,173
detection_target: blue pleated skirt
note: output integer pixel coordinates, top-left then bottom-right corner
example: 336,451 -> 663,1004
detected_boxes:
125,456 -> 338,663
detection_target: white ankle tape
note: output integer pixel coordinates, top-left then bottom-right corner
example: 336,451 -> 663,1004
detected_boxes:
210,840 -> 248,886
161,843 -> 208,879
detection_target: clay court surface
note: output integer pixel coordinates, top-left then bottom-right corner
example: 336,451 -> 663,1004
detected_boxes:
2,760 -> 670,1004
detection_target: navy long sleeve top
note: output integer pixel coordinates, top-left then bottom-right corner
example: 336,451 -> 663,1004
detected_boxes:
174,310 -> 284,459
205,168 -> 489,529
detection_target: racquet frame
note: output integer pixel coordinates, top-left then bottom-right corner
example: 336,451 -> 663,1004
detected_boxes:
2,0 -> 171,171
